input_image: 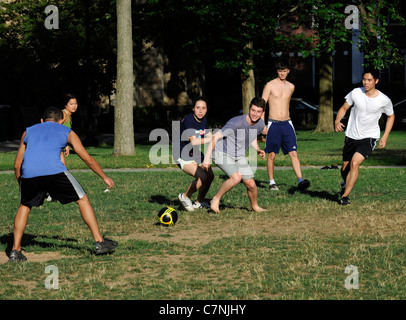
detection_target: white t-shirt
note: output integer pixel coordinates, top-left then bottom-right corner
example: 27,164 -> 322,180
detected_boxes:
344,87 -> 394,140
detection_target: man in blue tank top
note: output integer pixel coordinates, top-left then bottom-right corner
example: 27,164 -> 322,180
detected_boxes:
10,107 -> 117,262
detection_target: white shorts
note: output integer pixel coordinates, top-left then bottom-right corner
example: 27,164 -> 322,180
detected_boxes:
176,158 -> 197,171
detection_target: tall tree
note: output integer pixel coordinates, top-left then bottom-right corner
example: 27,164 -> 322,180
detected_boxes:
294,0 -> 405,133
0,0 -> 117,132
357,0 -> 406,69
113,0 -> 134,156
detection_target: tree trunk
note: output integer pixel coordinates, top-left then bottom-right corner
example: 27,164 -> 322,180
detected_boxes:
114,0 -> 135,156
241,41 -> 255,115
314,53 -> 334,133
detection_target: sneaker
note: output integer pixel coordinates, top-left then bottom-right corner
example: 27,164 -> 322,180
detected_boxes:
95,237 -> 118,255
8,250 -> 27,263
339,196 -> 351,205
269,184 -> 279,191
178,193 -> 194,211
192,201 -> 211,209
298,179 -> 310,190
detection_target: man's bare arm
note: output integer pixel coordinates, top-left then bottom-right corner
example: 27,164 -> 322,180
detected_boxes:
14,131 -> 27,182
67,131 -> 114,188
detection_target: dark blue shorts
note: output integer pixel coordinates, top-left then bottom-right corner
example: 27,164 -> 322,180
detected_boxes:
265,119 -> 298,155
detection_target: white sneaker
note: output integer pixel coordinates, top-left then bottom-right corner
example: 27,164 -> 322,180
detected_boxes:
192,201 -> 211,209
269,184 -> 279,191
178,193 -> 194,211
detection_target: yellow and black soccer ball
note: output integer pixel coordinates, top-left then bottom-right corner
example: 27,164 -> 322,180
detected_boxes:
157,206 -> 178,227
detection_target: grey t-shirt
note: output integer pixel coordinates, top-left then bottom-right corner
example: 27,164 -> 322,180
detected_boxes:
215,115 -> 265,158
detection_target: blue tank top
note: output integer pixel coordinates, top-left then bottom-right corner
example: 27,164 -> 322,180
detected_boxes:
22,122 -> 71,178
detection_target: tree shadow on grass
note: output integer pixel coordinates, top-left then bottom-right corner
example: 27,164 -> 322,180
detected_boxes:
0,233 -> 84,258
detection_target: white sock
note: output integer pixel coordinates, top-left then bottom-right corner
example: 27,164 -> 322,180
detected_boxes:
269,179 -> 275,185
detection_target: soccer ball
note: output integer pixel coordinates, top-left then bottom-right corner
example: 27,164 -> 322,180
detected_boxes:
157,206 -> 178,227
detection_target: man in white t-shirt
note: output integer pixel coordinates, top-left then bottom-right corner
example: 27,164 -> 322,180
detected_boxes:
334,70 -> 395,205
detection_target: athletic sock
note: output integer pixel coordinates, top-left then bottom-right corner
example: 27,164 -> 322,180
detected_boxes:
298,178 -> 304,184
269,179 -> 275,185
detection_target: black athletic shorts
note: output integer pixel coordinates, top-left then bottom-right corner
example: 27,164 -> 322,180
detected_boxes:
20,171 -> 86,207
342,137 -> 377,162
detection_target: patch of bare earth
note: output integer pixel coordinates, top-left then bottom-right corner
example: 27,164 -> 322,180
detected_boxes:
0,251 -> 69,264
119,210 -> 406,245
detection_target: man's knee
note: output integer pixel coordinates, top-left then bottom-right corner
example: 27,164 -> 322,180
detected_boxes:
350,153 -> 365,169
288,150 -> 298,159
230,172 -> 243,185
267,152 -> 276,160
243,178 -> 256,191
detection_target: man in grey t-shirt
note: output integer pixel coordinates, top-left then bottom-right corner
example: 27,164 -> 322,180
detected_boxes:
202,97 -> 267,214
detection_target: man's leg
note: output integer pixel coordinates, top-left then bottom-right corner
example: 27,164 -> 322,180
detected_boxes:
242,178 -> 267,212
289,150 -> 310,189
341,161 -> 350,182
77,195 -> 103,243
342,152 -> 365,198
210,172 -> 242,213
12,204 -> 31,252
267,152 -> 276,181
288,150 -> 303,179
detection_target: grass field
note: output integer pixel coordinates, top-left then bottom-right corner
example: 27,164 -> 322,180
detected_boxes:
0,130 -> 405,301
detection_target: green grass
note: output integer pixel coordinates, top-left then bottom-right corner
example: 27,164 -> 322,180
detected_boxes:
0,130 -> 406,300
1,130 -> 406,171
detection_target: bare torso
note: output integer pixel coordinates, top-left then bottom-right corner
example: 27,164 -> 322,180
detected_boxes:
262,78 -> 295,121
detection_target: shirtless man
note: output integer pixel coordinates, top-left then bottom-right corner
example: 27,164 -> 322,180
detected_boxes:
261,58 -> 310,191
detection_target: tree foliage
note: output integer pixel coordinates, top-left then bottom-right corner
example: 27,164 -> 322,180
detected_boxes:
0,0 -> 117,126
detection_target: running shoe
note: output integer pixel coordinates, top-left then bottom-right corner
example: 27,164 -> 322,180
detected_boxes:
269,184 -> 279,191
339,196 -> 351,205
298,179 -> 310,190
178,193 -> 194,211
95,237 -> 118,255
8,250 -> 27,263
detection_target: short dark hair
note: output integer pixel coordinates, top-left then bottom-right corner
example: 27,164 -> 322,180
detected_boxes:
43,107 -> 63,121
193,96 -> 208,107
250,97 -> 266,110
275,58 -> 290,70
362,69 -> 380,80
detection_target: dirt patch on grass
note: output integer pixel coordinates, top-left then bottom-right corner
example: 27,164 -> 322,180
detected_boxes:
0,251 -> 69,264
120,207 -> 406,246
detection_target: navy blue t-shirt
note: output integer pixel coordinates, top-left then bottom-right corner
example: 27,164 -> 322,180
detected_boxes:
178,113 -> 208,163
